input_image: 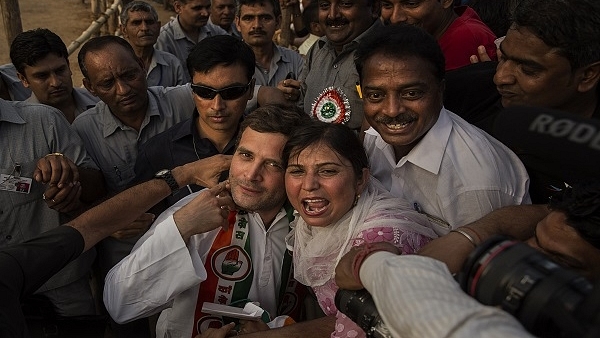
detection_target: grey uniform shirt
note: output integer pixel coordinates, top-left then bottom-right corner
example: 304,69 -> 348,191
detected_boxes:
155,16 -> 226,82
72,85 -> 195,193
25,87 -> 100,120
299,19 -> 382,130
247,44 -> 305,112
147,49 -> 187,87
0,64 -> 31,101
0,99 -> 97,291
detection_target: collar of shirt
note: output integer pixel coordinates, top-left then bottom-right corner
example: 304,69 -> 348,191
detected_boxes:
172,110 -> 239,156
153,49 -> 170,67
0,100 -> 25,124
101,89 -> 160,138
172,16 -> 211,42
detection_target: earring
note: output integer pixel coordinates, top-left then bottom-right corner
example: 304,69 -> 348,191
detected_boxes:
353,194 -> 361,207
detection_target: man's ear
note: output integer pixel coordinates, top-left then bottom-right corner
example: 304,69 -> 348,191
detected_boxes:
370,0 -> 382,19
441,0 -> 454,9
577,60 -> 600,94
173,0 -> 183,14
17,72 -> 29,88
120,24 -> 128,39
82,78 -> 96,96
235,16 -> 241,32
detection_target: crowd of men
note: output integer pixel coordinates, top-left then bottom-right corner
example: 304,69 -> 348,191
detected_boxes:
1,0 -> 599,337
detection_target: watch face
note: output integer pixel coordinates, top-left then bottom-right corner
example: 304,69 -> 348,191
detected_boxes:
156,169 -> 169,177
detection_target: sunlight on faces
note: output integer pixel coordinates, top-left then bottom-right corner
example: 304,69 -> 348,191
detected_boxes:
191,63 -> 252,136
229,128 -> 288,216
362,53 -> 443,158
317,0 -> 375,51
525,211 -> 600,283
380,0 -> 449,35
82,44 -> 148,117
494,26 -> 582,112
19,53 -> 73,107
285,142 -> 368,228
211,0 -> 236,28
121,10 -> 161,48
236,2 -> 280,47
175,0 -> 211,30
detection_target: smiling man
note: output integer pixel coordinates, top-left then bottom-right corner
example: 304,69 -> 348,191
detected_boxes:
104,105 -> 310,337
9,29 -> 99,123
299,0 -> 381,131
155,0 -> 227,81
357,25 -> 530,236
120,1 -> 186,87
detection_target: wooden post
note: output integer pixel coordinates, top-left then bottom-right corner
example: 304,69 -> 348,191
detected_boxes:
0,0 -> 23,49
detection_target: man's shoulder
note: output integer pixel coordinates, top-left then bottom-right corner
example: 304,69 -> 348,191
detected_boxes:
6,101 -> 69,126
142,117 -> 192,149
154,49 -> 183,65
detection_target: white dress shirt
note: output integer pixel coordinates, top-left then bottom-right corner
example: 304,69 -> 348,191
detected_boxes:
360,252 -> 534,338
104,191 -> 290,337
364,108 -> 531,236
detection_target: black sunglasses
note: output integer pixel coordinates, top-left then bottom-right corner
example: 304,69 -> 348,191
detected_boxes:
190,81 -> 251,100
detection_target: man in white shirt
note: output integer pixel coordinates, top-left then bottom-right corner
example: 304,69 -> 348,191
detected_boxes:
104,106 -> 310,337
357,25 -> 530,236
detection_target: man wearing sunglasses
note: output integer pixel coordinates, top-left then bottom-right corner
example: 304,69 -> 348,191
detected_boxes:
130,35 -> 254,215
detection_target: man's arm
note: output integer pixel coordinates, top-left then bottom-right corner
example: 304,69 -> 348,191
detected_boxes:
198,316 -> 336,338
336,248 -> 534,338
418,204 -> 549,273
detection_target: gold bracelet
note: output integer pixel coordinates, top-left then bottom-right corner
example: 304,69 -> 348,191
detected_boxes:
450,229 -> 477,247
44,152 -> 64,158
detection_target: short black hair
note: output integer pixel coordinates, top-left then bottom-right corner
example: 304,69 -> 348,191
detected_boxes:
186,35 -> 255,82
77,36 -> 139,79
355,25 -> 445,84
511,0 -> 600,70
237,0 -> 281,18
549,180 -> 600,250
10,28 -> 69,76
282,120 -> 369,178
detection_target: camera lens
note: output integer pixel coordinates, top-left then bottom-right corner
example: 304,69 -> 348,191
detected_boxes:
458,236 -> 593,337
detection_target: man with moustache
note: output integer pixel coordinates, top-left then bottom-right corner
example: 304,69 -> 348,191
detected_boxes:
156,0 -> 227,82
9,29 -> 99,123
208,0 -> 241,38
104,106 -> 311,337
235,0 -> 304,110
74,35 -> 196,336
357,25 -> 530,236
120,1 -> 186,87
298,0 -> 382,131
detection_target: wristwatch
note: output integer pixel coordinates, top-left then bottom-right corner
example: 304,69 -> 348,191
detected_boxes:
155,169 -> 179,193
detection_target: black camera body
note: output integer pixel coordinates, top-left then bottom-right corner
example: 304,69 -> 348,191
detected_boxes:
336,236 -> 600,338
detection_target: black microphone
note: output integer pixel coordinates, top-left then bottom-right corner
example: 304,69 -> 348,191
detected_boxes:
492,106 -> 600,202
